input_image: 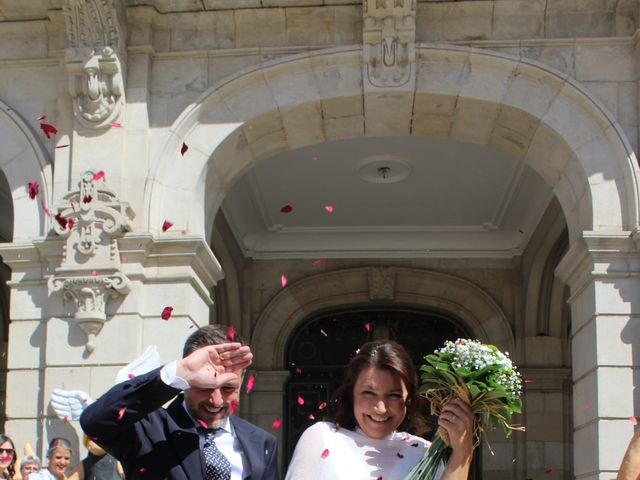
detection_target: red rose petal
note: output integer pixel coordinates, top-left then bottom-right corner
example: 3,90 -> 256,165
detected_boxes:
36,115 -> 46,121
63,415 -> 68,423
67,218 -> 75,230
40,122 -> 58,139
117,406 -> 127,420
524,379 -> 534,384
308,413 -> 315,420
139,468 -> 146,474
28,181 -> 39,199
245,374 -> 255,394
544,468 -> 553,475
297,395 -> 304,406
396,452 -> 404,458
318,402 -> 327,410
295,367 -> 302,375
376,477 -> 383,480
93,171 -> 105,181
312,259 -> 325,266
197,419 -> 208,429
161,306 -> 173,320
410,442 -> 419,447
128,373 -> 135,379
583,402 -> 591,409
364,322 -> 371,332
181,142 -> 188,156
54,212 -> 68,229
229,400 -> 239,415
162,220 -> 173,232
324,205 -> 334,213
271,418 -> 282,429
226,325 -> 236,342
110,121 -> 122,128
280,275 -> 288,288
320,449 -> 329,458
311,155 -> 318,161
280,204 -> 293,214
631,415 -> 638,425
91,270 -> 98,276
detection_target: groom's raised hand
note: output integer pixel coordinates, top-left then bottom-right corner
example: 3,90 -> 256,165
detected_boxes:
176,343 -> 253,389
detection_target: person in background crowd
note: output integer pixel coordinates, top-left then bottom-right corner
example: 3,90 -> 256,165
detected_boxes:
0,435 -> 16,479
28,438 -> 77,480
19,455 -> 41,479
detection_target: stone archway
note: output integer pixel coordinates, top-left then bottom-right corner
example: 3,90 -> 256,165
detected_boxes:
0,100 -> 52,239
147,45 -> 639,244
148,45 -> 640,477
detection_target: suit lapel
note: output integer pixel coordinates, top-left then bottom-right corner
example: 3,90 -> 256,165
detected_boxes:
231,415 -> 264,480
167,396 -> 204,480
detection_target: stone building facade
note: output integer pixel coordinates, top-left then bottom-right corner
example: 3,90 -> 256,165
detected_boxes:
0,1 -> 639,479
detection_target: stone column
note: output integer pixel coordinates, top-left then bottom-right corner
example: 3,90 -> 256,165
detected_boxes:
244,370 -> 289,471
556,233 -> 640,479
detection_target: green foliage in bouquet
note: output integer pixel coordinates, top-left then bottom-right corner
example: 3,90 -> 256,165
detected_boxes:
406,339 -> 525,480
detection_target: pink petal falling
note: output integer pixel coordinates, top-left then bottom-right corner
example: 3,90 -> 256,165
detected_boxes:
318,402 -> 327,410
161,306 -> 173,320
110,121 -> 122,128
226,325 -> 236,342
245,374 -> 255,394
271,418 -> 282,429
229,400 -> 239,415
40,122 -> 58,139
181,142 -> 189,156
312,259 -> 324,266
280,275 -> 288,288
28,182 -> 39,199
297,395 -> 304,406
197,419 -> 208,429
280,204 -> 293,214
324,205 -> 334,213
93,171 -> 105,181
117,406 -> 127,421
162,220 -> 173,232
631,415 -> 638,426
320,449 -> 329,459
364,322 -> 371,332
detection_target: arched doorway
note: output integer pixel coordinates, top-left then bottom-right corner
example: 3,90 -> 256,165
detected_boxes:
284,307 -> 468,463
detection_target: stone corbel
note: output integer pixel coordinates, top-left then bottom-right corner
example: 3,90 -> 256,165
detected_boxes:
63,0 -> 127,129
48,170 -> 134,354
362,0 -> 416,88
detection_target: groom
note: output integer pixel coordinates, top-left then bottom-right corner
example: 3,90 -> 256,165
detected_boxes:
80,325 -> 278,479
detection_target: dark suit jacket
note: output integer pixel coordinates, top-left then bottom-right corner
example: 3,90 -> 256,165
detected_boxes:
80,367 -> 278,480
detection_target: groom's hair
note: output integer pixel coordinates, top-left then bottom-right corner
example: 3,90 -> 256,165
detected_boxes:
182,324 -> 245,357
328,340 -> 428,436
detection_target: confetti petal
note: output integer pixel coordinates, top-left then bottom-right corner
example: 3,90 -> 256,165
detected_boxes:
364,322 -> 371,332
40,122 -> 58,139
161,306 -> 173,320
281,275 -> 288,288
181,142 -> 189,156
128,373 -> 135,379
54,213 -> 68,229
376,477 -> 383,480
544,468 -> 553,475
308,413 -> 315,420
280,204 -> 293,214
318,402 -> 327,410
245,374 -> 255,394
67,218 -> 75,230
583,402 -> 591,409
312,259 -> 324,266
271,418 -> 282,429
36,115 -> 46,121
117,406 -> 127,420
297,395 -> 305,406
93,170 -> 105,181
110,121 -> 122,128
28,182 -> 39,199
162,220 -> 173,232
320,449 -> 329,459
410,442 -> 419,447
631,415 -> 638,425
197,419 -> 208,429
524,379 -> 534,384
91,270 -> 98,276
311,155 -> 319,161
40,199 -> 50,215
396,452 -> 404,459
139,468 -> 146,474
63,415 -> 68,423
226,325 -> 236,342
324,205 -> 334,213
295,367 -> 302,375
229,400 -> 239,415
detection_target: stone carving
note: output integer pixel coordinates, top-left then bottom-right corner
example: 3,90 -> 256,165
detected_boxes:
63,0 -> 126,128
363,0 -> 416,87
48,170 -> 134,353
368,267 -> 396,300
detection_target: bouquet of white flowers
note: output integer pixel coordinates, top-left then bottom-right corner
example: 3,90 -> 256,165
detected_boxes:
405,339 -> 524,479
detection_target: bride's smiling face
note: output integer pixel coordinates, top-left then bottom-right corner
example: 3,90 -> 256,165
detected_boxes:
353,365 -> 408,439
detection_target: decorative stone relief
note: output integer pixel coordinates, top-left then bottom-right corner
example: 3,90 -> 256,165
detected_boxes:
362,0 -> 416,88
63,0 -> 126,128
48,170 -> 134,354
368,267 -> 396,300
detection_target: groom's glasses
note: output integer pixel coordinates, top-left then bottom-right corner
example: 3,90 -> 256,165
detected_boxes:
0,448 -> 14,455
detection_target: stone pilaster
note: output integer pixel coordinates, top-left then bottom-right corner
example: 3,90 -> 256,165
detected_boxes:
555,232 -> 640,479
